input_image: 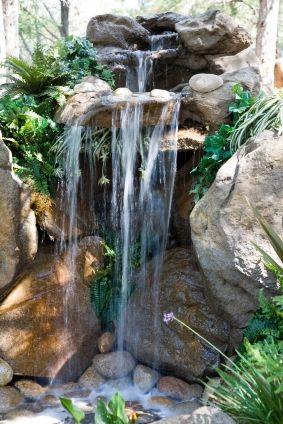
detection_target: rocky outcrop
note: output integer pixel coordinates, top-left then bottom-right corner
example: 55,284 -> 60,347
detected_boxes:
190,132 -> 283,344
181,67 -> 260,129
136,12 -> 186,31
86,14 -> 150,49
0,237 -> 104,381
175,10 -> 251,55
205,47 -> 259,75
0,136 -> 37,292
124,248 -> 229,381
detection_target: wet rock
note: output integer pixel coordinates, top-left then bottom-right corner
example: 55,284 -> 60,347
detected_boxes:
157,377 -> 203,401
14,379 -> 46,399
5,408 -> 36,419
147,396 -> 175,410
49,382 -> 77,395
168,400 -> 201,415
0,387 -> 24,413
93,351 -> 136,379
175,10 -> 251,55
79,365 -> 106,389
205,47 -> 259,75
107,376 -> 133,390
87,14 -> 150,49
40,394 -> 60,406
181,67 -> 260,129
150,89 -> 171,99
133,365 -> 160,393
0,135 -> 37,292
114,87 -> 133,97
64,389 -> 91,398
0,237 -> 104,381
98,332 -> 115,354
190,132 -> 283,343
136,12 -> 186,31
189,74 -> 223,93
0,358 -> 13,386
124,248 -> 228,381
151,407 -> 236,423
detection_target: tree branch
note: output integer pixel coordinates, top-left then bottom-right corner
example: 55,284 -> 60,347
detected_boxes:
42,1 -> 61,31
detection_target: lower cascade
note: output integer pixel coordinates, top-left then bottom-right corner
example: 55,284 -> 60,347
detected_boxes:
0,5 -> 282,424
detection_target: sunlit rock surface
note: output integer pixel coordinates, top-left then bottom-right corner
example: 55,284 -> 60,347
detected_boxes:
190,131 -> 283,345
0,237 -> 104,381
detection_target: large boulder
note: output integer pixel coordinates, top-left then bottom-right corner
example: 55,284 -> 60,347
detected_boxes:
205,47 -> 259,75
0,237 -> 104,381
180,67 -> 260,129
86,14 -> 150,50
0,136 -> 37,292
175,10 -> 251,55
190,132 -> 283,345
124,248 -> 229,381
152,407 -> 236,423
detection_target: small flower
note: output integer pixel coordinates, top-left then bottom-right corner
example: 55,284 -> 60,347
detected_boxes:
163,312 -> 174,324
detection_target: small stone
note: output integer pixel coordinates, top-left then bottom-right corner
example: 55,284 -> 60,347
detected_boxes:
79,365 -> 106,389
0,387 -> 24,413
157,377 -> 203,401
168,400 -> 201,415
189,73 -> 223,93
147,396 -> 175,409
133,365 -> 160,393
201,377 -> 221,404
0,358 -> 13,386
40,394 -> 60,406
74,76 -> 112,94
150,89 -> 171,99
14,379 -> 46,399
64,389 -> 91,399
49,382 -> 77,394
114,87 -> 133,97
93,351 -> 136,379
98,332 -> 115,353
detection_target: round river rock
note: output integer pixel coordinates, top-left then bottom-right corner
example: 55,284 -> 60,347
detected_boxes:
0,358 -> 13,386
189,73 -> 223,93
93,351 -> 136,379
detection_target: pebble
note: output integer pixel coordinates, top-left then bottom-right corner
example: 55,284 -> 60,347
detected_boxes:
188,73 -> 223,93
114,87 -> 133,97
147,396 -> 175,410
98,332 -> 115,353
150,89 -> 171,99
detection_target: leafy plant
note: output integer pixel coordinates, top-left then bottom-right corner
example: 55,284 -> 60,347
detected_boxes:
95,392 -> 130,424
191,84 -> 254,203
60,397 -> 86,424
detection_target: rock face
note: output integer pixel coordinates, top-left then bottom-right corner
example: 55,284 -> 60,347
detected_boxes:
124,248 -> 229,381
205,47 -> 259,75
0,136 -> 37,292
175,10 -> 251,55
136,12 -> 186,31
157,376 -> 203,401
0,358 -> 13,386
86,14 -> 149,49
93,351 -> 136,379
181,67 -> 260,129
190,132 -> 283,344
0,237 -> 104,381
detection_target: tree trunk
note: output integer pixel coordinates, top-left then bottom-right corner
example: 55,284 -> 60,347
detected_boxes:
60,0 -> 70,38
0,1 -> 6,83
2,0 -> 19,58
256,0 -> 280,88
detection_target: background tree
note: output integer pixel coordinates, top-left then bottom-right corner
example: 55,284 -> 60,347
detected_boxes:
60,0 -> 70,37
2,0 -> 19,58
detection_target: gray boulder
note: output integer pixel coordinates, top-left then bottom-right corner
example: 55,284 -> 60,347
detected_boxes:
136,12 -> 187,31
190,132 -> 283,345
205,47 -> 260,75
175,10 -> 251,55
86,14 -> 150,49
93,351 -> 136,379
151,407 -> 235,423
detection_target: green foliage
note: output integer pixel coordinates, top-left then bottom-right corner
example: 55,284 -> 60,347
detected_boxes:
60,397 -> 86,424
210,343 -> 283,423
0,96 -> 61,195
95,393 -> 130,424
90,234 -> 138,330
191,84 -> 254,203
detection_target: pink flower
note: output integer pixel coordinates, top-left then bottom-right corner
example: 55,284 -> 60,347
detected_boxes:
163,312 -> 174,324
